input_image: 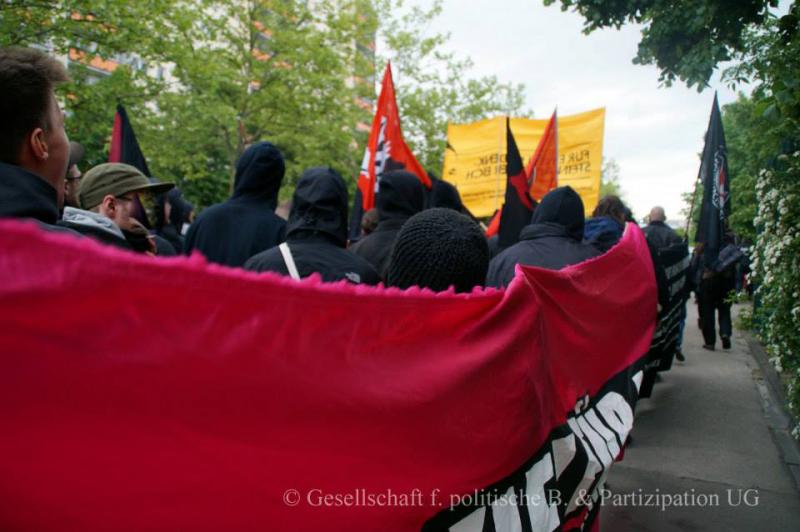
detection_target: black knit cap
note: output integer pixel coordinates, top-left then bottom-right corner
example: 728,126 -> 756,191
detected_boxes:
387,208 -> 489,293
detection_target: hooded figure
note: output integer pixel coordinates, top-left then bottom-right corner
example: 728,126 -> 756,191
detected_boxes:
155,188 -> 187,253
424,172 -> 464,212
387,208 -> 488,293
184,142 -> 287,267
486,186 -> 601,287
244,167 -> 379,285
349,170 -> 425,279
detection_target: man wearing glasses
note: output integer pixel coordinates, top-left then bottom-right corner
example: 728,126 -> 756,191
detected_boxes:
60,162 -> 173,251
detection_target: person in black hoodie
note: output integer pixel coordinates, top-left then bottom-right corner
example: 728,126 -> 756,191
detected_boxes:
349,170 -> 425,279
0,47 -> 75,234
487,186 -> 601,288
155,187 -> 187,253
425,171 -> 464,212
184,142 -> 287,267
244,167 -> 379,285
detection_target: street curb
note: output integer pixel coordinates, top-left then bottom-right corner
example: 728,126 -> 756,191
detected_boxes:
740,322 -> 800,493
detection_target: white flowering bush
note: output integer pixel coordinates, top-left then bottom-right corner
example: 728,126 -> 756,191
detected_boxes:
752,152 -> 800,429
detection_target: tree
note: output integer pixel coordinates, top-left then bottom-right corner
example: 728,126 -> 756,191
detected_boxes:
139,0 -> 375,207
599,158 -> 624,199
0,0 -> 178,56
721,94 -> 781,243
0,1 -> 184,175
543,0 -> 778,90
547,0 -> 800,434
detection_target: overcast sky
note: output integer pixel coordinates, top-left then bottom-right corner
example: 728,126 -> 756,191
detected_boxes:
412,0 -> 754,222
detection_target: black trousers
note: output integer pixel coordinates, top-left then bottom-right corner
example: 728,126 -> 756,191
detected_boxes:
698,277 -> 732,347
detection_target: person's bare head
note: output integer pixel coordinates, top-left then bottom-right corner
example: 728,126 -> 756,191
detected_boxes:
649,206 -> 667,223
0,47 -> 70,207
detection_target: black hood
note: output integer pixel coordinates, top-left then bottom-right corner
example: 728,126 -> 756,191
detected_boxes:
287,167 -> 349,246
377,171 -> 425,223
167,188 -> 187,228
232,141 -> 285,206
530,186 -> 585,240
0,162 -> 59,224
428,176 -> 464,211
155,187 -> 186,230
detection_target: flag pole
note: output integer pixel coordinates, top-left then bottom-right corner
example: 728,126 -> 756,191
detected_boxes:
554,107 -> 559,187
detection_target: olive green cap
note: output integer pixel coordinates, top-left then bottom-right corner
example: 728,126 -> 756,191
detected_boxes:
78,163 -> 173,210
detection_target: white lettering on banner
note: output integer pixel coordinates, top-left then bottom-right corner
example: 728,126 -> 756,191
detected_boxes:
525,454 -> 561,531
444,371 -> 639,530
551,433 -> 577,480
565,417 -> 604,516
490,486 -> 524,532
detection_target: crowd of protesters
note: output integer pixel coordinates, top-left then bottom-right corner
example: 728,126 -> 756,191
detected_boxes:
0,47 -> 745,354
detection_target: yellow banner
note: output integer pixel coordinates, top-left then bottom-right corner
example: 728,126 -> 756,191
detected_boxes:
443,108 -> 605,217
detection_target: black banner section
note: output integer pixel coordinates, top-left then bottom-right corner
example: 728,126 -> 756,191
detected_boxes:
639,241 -> 690,398
423,355 -> 648,532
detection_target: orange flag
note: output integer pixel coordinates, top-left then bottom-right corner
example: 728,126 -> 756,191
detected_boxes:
527,109 -> 558,201
356,62 -> 430,212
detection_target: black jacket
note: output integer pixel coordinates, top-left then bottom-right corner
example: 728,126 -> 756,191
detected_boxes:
643,220 -> 682,250
487,186 -> 601,287
184,142 -> 287,267
0,162 -> 77,235
349,171 -> 424,279
244,167 -> 379,284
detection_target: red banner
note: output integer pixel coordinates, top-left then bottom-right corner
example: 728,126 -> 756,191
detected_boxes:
357,63 -> 430,211
0,220 -> 656,531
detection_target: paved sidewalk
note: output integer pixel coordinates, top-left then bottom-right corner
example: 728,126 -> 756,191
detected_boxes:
601,304 -> 800,531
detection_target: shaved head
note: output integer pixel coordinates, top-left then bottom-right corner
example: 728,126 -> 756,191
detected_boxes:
649,206 -> 666,222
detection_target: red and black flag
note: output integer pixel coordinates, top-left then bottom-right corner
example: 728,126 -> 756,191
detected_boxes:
497,118 -> 534,249
695,94 -> 731,267
527,109 -> 558,202
109,103 -> 151,177
349,63 -> 430,241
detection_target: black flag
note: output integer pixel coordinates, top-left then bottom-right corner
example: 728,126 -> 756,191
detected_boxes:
109,104 -> 151,177
109,104 -> 154,228
498,118 -> 534,249
695,94 -> 731,267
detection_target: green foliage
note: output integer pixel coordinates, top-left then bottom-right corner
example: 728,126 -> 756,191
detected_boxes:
0,0 -> 179,58
543,0 -> 778,90
736,303 -> 755,330
725,11 -> 800,432
546,0 -> 800,433
680,179 -> 702,241
3,0 -> 527,209
752,155 -> 800,418
721,94 -> 780,244
136,0 -> 375,207
599,158 -> 625,200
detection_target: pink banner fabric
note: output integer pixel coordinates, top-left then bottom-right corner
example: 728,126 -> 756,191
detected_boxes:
0,220 -> 656,531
